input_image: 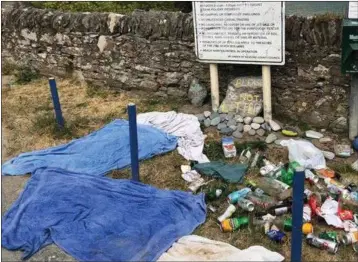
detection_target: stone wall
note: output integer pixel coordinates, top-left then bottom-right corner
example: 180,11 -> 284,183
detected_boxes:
1,6 -> 350,132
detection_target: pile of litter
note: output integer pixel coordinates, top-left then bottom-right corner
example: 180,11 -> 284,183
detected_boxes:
181,137 -> 358,254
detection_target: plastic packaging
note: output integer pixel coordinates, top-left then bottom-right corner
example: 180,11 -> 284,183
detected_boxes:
280,139 -> 326,169
222,137 -> 237,158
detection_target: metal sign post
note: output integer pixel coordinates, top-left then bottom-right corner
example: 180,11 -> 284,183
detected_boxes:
48,77 -> 65,128
128,103 -> 140,182
291,167 -> 305,262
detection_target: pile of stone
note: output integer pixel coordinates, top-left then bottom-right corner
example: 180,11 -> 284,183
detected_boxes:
196,111 -> 282,140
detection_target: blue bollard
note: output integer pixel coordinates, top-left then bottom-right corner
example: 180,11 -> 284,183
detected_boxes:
291,166 -> 305,262
128,103 -> 140,181
48,77 -> 65,128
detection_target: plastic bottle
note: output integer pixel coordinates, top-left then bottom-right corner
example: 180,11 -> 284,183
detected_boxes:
245,192 -> 277,210
255,176 -> 290,197
227,187 -> 252,204
279,161 -> 300,186
218,204 -> 236,222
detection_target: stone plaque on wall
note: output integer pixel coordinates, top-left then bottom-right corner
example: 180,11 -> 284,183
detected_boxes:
219,76 -> 263,117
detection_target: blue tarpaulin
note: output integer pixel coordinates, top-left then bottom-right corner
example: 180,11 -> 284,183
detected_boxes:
1,168 -> 207,261
2,119 -> 178,176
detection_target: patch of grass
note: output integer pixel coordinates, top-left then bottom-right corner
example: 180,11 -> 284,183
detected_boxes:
86,84 -> 109,98
2,61 -> 18,75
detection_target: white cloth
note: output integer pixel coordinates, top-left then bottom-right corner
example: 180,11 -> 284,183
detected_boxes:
137,111 -> 209,163
157,235 -> 285,261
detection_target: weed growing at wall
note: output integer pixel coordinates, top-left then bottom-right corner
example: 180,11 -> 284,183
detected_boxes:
15,67 -> 39,84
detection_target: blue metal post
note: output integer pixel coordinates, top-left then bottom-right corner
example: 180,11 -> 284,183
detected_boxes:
128,103 -> 140,181
291,166 -> 305,262
48,77 -> 65,128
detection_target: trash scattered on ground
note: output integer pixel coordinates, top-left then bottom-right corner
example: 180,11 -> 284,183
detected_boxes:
192,129 -> 358,256
334,144 -> 353,158
222,137 -> 237,158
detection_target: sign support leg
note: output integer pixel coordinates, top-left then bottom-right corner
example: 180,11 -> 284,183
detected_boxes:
349,74 -> 358,140
262,65 -> 272,121
210,64 -> 220,112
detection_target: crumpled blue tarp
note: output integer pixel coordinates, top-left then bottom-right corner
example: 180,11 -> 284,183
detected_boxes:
1,168 -> 207,261
2,119 -> 178,176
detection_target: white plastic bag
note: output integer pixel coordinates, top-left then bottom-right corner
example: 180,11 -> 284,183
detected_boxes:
280,139 -> 326,169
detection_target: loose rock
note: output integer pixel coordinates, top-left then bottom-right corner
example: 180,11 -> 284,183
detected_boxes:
226,112 -> 235,121
261,122 -> 272,132
211,117 -> 220,126
256,129 -> 265,137
236,123 -> 244,132
235,115 -> 244,123
253,117 -> 265,124
220,127 -> 233,135
220,114 -> 227,122
233,130 -> 243,139
204,111 -> 211,118
188,78 -> 207,106
244,117 -> 252,125
204,119 -> 211,127
248,129 -> 256,136
210,112 -> 219,120
266,133 -> 278,144
269,120 -> 281,131
322,151 -> 335,160
306,130 -> 324,139
227,119 -> 236,126
229,125 -> 237,131
217,123 -> 227,130
251,123 -> 261,130
243,125 -> 252,132
319,137 -> 332,143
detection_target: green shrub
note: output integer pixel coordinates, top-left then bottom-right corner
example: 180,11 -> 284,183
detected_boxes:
31,1 -> 178,14
15,66 -> 39,84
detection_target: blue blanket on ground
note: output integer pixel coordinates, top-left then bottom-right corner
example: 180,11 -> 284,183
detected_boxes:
1,168 -> 207,261
2,119 -> 178,176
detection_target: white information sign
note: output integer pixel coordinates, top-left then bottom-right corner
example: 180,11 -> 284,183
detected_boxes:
348,1 -> 358,19
193,2 -> 285,65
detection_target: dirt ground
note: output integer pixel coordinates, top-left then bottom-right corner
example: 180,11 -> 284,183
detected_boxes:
1,77 -> 358,261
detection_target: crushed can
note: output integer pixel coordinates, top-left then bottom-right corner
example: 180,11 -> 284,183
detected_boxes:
222,137 -> 237,158
306,234 -> 338,254
220,216 -> 249,232
237,198 -> 255,212
342,231 -> 358,245
319,232 -> 338,243
267,229 -> 286,243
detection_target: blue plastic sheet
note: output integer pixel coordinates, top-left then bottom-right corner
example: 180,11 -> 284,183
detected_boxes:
1,168 -> 207,261
2,119 -> 178,176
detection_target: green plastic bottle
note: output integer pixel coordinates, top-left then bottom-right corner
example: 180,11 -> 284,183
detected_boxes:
280,161 -> 300,186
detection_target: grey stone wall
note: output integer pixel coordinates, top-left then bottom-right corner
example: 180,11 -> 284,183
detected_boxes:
1,6 -> 350,131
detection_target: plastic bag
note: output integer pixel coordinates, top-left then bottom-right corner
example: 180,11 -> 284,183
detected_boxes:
280,139 -> 326,169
